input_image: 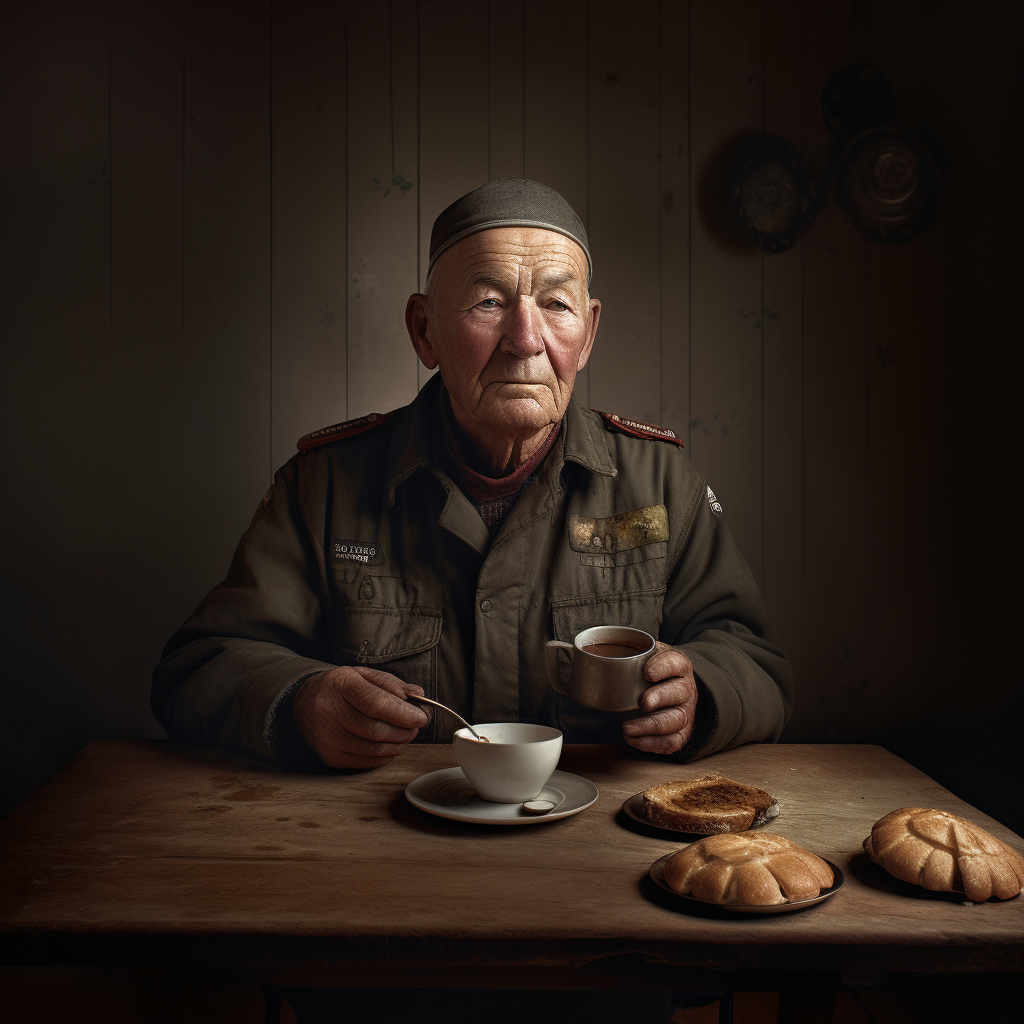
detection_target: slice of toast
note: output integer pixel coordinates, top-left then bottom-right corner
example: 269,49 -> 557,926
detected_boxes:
642,773 -> 780,833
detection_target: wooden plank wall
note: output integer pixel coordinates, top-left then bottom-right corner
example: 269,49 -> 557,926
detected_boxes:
271,1 -> 348,472
1,0 -> 1019,829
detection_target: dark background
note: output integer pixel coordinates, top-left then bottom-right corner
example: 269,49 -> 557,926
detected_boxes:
1,0 -> 1021,842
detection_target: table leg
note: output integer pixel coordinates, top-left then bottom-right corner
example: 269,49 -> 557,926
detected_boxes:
718,990 -> 734,1024
776,978 -> 838,1024
263,992 -> 281,1024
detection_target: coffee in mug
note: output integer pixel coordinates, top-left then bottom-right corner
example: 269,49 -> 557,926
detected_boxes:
545,625 -> 656,711
580,642 -> 646,658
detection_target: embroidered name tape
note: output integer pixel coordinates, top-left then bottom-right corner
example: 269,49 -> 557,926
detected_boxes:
330,540 -> 385,566
568,504 -> 669,554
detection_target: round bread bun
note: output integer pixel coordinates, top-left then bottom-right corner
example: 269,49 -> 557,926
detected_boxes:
663,832 -> 834,905
863,807 -> 1024,902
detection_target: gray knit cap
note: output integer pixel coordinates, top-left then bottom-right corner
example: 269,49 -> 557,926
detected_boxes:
427,179 -> 591,284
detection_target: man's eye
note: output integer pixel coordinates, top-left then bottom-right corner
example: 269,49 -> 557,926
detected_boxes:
478,298 -> 501,309
548,300 -> 570,311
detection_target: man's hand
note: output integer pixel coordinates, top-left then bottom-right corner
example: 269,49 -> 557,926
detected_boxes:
621,642 -> 697,755
291,666 -> 430,769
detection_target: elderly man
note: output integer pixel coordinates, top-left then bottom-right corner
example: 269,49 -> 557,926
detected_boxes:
153,179 -> 792,777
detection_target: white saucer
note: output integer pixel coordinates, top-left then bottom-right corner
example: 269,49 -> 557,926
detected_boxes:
405,767 -> 599,825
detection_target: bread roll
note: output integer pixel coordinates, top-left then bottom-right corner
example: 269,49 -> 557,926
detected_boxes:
864,807 -> 1024,902
642,774 -> 779,833
663,832 -> 834,905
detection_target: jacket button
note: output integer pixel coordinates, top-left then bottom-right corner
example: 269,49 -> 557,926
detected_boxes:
480,599 -> 493,614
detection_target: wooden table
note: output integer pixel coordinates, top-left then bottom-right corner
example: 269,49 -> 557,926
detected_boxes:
1,741 -> 1021,1002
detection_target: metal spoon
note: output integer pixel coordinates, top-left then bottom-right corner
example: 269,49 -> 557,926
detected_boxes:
405,694 -> 490,742
522,797 -> 563,815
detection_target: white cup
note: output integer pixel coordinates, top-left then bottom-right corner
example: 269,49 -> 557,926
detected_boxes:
453,723 -> 563,803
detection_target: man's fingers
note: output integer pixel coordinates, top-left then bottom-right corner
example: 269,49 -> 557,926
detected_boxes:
349,668 -> 429,728
623,729 -> 689,755
644,648 -> 692,683
622,704 -> 689,737
340,701 -> 422,744
356,666 -> 424,700
345,675 -> 429,730
292,669 -> 428,766
638,678 -> 695,713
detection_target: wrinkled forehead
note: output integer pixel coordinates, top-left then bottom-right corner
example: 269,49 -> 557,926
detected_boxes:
429,227 -> 590,295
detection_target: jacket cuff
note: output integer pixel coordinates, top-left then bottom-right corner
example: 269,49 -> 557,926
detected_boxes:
674,672 -> 717,761
673,648 -> 731,761
239,656 -> 337,765
265,669 -> 334,768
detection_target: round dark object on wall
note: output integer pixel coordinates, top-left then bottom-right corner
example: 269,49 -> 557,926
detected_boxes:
821,63 -> 895,138
835,128 -> 940,243
732,135 -> 819,254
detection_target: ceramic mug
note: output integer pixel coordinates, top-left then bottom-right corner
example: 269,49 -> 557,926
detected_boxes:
545,625 -> 656,711
453,723 -> 563,803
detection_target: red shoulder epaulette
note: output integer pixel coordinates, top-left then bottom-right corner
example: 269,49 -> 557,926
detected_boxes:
297,411 -> 391,452
594,410 -> 684,449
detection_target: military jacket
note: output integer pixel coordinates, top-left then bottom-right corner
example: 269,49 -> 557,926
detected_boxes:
152,374 -> 793,764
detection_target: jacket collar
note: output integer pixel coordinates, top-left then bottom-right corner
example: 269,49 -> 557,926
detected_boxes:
562,390 -> 617,478
386,374 -> 441,506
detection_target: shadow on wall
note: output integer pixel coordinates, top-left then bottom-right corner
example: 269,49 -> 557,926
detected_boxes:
696,131 -> 763,256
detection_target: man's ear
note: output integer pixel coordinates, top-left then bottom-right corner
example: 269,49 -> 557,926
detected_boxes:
576,298 -> 601,371
406,293 -> 438,369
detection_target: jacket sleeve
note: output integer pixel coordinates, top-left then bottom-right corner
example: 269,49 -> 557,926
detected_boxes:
151,465 -> 337,763
661,479 -> 795,759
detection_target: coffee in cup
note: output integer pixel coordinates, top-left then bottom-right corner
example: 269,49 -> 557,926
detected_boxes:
545,625 -> 656,711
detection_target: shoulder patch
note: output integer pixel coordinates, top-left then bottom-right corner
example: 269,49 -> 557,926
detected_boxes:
594,410 -> 684,448
706,485 -> 723,516
297,412 -> 390,452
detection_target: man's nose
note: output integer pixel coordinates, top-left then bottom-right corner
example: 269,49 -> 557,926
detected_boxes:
499,297 -> 545,357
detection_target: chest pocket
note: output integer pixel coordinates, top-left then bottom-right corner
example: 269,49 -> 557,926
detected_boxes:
550,586 -> 666,644
327,575 -> 442,739
548,587 -> 666,743
569,505 -> 668,569
577,541 -> 667,568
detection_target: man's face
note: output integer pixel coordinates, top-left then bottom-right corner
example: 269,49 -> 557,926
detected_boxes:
407,227 -> 601,439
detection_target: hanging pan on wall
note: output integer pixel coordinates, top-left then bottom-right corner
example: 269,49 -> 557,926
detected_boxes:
834,127 -> 941,244
821,63 -> 941,244
732,134 -> 820,254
